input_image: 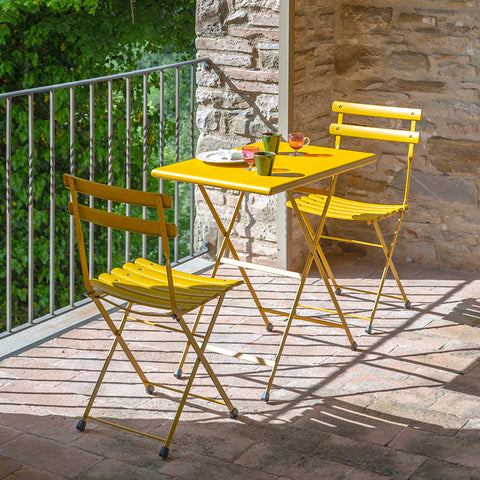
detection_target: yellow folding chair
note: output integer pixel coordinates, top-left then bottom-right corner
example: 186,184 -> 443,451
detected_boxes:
64,174 -> 242,459
288,101 -> 422,334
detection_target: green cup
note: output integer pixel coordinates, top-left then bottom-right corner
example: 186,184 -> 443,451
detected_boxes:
255,151 -> 275,176
262,132 -> 281,154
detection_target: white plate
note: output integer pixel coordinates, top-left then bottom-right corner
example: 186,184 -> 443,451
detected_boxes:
197,149 -> 245,164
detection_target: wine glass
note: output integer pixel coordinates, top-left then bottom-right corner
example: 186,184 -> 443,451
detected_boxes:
288,133 -> 310,156
242,145 -> 260,170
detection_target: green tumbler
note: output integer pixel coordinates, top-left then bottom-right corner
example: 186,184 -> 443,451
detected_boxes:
255,151 -> 275,176
262,132 -> 281,154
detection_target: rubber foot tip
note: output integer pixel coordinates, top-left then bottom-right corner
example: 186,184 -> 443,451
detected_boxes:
76,419 -> 86,432
159,446 -> 169,459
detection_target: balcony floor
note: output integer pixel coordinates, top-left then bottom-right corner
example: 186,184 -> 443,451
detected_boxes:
1,255 -> 480,480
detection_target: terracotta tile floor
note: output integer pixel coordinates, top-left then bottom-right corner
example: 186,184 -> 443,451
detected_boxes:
1,256 -> 480,479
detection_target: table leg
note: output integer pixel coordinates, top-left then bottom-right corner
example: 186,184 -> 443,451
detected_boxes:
173,185 -> 274,379
287,186 -> 356,349
262,186 -> 357,401
198,185 -> 273,331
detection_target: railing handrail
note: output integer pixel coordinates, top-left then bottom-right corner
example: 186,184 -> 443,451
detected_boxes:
0,57 -> 210,99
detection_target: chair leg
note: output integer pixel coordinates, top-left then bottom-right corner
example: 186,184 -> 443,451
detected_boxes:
95,299 -> 152,390
173,306 -> 204,379
300,210 -> 342,293
78,300 -> 132,429
367,217 -> 409,333
163,295 -> 237,455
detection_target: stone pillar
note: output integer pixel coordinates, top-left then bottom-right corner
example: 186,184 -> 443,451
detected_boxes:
195,0 -> 281,266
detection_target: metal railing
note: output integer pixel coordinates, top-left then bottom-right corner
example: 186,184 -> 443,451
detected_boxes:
1,58 -> 209,337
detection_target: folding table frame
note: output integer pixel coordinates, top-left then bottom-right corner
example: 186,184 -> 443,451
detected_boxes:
151,142 -> 376,401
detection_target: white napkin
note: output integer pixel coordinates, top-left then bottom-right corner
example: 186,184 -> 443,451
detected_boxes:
216,149 -> 244,161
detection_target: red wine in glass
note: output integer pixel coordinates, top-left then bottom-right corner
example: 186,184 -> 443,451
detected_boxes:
242,146 -> 260,170
288,133 -> 310,156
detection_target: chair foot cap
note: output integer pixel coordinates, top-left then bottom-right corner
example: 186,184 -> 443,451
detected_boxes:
159,446 -> 169,459
76,419 -> 86,432
145,385 -> 155,394
261,391 -> 270,402
173,368 -> 182,379
335,288 -> 342,295
405,300 -> 412,309
266,323 -> 273,332
365,325 -> 373,334
230,408 -> 239,419
351,341 -> 358,351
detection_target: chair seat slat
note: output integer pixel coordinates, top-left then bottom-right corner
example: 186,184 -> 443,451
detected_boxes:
288,195 -> 407,222
94,258 -> 241,311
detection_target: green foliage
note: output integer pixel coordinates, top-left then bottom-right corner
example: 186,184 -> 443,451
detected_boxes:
0,0 -> 197,332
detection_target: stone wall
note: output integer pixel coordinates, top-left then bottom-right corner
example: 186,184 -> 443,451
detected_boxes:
328,1 -> 480,270
195,0 -> 480,271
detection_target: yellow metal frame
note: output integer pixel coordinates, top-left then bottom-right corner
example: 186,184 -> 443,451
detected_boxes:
64,174 -> 242,459
151,143 -> 376,402
288,101 -> 422,334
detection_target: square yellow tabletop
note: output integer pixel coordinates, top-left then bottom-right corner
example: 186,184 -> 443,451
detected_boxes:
151,142 -> 376,196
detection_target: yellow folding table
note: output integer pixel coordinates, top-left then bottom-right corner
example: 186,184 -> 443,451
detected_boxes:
151,141 -> 376,401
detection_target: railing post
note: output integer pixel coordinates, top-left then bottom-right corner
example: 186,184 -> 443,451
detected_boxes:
69,87 -> 76,307
89,83 -> 95,279
49,90 -> 56,315
142,73 -> 148,258
28,94 -> 34,323
5,98 -> 12,333
125,77 -> 132,264
107,79 -> 113,273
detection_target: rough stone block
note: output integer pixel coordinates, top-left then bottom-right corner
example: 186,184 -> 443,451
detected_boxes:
335,45 -> 380,75
340,6 -> 393,35
260,50 -> 279,70
250,13 -> 279,28
229,26 -> 279,41
196,107 -> 220,131
416,33 -> 471,55
208,52 -> 254,67
427,137 -> 480,175
387,78 -> 445,93
387,51 -> 430,74
437,63 -> 477,81
196,66 -> 222,88
195,37 -> 255,54
397,13 -> 439,30
196,0 -> 228,33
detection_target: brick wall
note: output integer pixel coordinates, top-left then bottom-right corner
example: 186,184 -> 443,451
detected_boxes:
195,0 -> 480,271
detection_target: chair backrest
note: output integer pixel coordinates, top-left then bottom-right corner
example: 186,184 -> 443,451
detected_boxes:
329,101 -> 422,205
64,174 -> 177,292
